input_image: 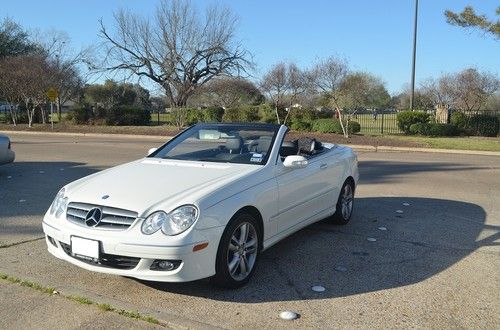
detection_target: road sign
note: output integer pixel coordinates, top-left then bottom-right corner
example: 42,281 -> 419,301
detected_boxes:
46,88 -> 59,102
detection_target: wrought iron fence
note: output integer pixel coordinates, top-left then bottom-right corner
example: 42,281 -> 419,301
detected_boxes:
351,110 -> 402,135
352,109 -> 499,135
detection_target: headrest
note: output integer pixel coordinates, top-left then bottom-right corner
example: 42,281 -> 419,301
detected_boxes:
296,137 -> 319,154
256,136 -> 272,153
225,137 -> 242,151
281,141 -> 296,148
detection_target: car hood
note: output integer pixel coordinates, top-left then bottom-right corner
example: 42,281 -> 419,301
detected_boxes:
65,158 -> 260,216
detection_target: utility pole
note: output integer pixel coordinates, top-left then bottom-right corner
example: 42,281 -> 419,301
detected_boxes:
409,0 -> 419,111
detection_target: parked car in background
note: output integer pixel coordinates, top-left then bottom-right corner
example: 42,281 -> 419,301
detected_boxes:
42,123 -> 359,288
0,134 -> 15,165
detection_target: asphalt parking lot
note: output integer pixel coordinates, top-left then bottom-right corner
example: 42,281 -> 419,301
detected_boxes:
0,132 -> 499,329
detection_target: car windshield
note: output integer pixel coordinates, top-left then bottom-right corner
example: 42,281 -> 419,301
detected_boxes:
150,124 -> 279,165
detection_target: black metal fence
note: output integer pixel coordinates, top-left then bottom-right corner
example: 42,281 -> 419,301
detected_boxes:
353,109 -> 500,135
351,110 -> 402,135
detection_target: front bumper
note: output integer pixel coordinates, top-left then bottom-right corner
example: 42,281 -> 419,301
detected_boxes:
42,215 -> 224,282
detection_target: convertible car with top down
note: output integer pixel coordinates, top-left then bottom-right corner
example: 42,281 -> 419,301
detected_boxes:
42,123 -> 359,288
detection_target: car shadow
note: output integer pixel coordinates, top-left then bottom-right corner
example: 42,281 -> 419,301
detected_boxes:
140,197 -> 494,302
0,161 -> 101,218
359,160 -> 489,184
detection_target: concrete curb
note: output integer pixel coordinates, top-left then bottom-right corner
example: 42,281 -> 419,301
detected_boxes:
3,130 -> 499,157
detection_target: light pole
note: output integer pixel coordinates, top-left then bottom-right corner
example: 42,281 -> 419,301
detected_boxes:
409,0 -> 419,111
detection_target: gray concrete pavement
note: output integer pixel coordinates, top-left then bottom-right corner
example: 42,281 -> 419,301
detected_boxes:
0,133 -> 499,329
0,282 -> 165,329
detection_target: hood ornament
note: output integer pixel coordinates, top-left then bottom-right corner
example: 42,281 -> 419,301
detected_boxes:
101,195 -> 109,200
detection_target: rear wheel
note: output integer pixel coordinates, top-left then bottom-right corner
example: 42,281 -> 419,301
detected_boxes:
331,180 -> 355,225
212,213 -> 260,288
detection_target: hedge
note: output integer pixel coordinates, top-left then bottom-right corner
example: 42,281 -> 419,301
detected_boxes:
312,119 -> 361,134
202,107 -> 225,122
105,106 -> 151,126
67,105 -> 150,126
222,106 -> 260,122
397,110 -> 431,134
409,123 -> 459,136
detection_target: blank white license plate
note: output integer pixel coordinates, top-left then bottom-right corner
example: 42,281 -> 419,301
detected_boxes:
71,236 -> 99,259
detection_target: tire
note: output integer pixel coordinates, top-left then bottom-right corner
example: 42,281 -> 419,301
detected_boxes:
331,179 -> 355,225
211,212 -> 261,288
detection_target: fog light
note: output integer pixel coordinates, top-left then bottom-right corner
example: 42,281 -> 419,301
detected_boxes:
150,259 -> 181,271
159,261 -> 174,270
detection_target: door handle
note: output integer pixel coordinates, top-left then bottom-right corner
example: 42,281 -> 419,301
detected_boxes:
320,163 -> 328,169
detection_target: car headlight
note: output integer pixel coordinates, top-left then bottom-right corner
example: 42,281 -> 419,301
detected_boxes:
162,205 -> 198,236
141,205 -> 199,236
141,211 -> 168,235
50,188 -> 68,218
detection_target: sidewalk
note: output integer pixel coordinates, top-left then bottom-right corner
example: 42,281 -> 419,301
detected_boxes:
0,281 -> 166,329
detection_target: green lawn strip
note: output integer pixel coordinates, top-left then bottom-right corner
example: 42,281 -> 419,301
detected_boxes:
0,273 -> 55,294
387,136 -> 500,152
0,272 -> 162,326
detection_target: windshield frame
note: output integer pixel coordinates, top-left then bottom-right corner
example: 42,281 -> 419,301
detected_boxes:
148,123 -> 281,166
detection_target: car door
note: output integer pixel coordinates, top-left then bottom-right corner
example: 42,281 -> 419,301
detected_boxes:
274,152 -> 339,233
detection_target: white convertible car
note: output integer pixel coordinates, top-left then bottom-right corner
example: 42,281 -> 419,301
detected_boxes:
43,123 -> 358,288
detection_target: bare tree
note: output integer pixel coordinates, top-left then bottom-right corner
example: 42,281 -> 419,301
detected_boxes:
1,55 -> 52,127
98,0 -> 251,112
308,56 -> 349,103
421,68 -> 499,111
331,72 -> 389,136
420,77 -> 454,108
0,57 -> 22,125
452,68 -> 499,111
260,63 -> 288,124
308,56 -> 349,136
283,63 -> 308,124
35,30 -> 88,120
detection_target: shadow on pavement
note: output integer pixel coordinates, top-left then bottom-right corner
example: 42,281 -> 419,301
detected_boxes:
142,197 -> 494,302
359,160 -> 489,184
0,161 -> 101,218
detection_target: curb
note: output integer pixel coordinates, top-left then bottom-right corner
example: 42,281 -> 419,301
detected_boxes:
3,130 -> 499,157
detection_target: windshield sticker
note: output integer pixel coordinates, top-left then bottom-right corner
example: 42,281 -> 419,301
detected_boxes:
250,153 -> 263,162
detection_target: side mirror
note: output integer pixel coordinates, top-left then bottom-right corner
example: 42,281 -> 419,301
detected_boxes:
283,155 -> 308,169
147,147 -> 158,156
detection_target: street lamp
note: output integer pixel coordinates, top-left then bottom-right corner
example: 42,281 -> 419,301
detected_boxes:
409,0 -> 419,111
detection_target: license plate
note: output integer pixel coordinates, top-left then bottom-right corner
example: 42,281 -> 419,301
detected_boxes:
71,236 -> 99,260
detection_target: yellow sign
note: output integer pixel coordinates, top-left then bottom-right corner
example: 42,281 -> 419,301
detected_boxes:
46,88 -> 59,102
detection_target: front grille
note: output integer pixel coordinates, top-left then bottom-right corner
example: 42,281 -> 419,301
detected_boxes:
60,242 -> 140,270
66,202 -> 138,230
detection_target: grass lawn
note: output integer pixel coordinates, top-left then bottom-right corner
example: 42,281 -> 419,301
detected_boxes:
389,136 -> 500,152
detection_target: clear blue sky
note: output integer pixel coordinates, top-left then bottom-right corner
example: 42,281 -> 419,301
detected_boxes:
2,0 -> 499,95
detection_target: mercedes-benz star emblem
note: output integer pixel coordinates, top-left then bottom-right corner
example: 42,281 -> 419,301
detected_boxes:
85,208 -> 103,227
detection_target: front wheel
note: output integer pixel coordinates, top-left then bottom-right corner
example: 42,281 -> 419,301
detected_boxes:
212,213 -> 260,288
331,180 -> 355,225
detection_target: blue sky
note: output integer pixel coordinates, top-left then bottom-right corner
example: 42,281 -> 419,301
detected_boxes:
2,0 -> 499,95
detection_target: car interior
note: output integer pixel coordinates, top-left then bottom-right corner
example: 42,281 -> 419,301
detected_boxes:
279,137 -> 324,160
